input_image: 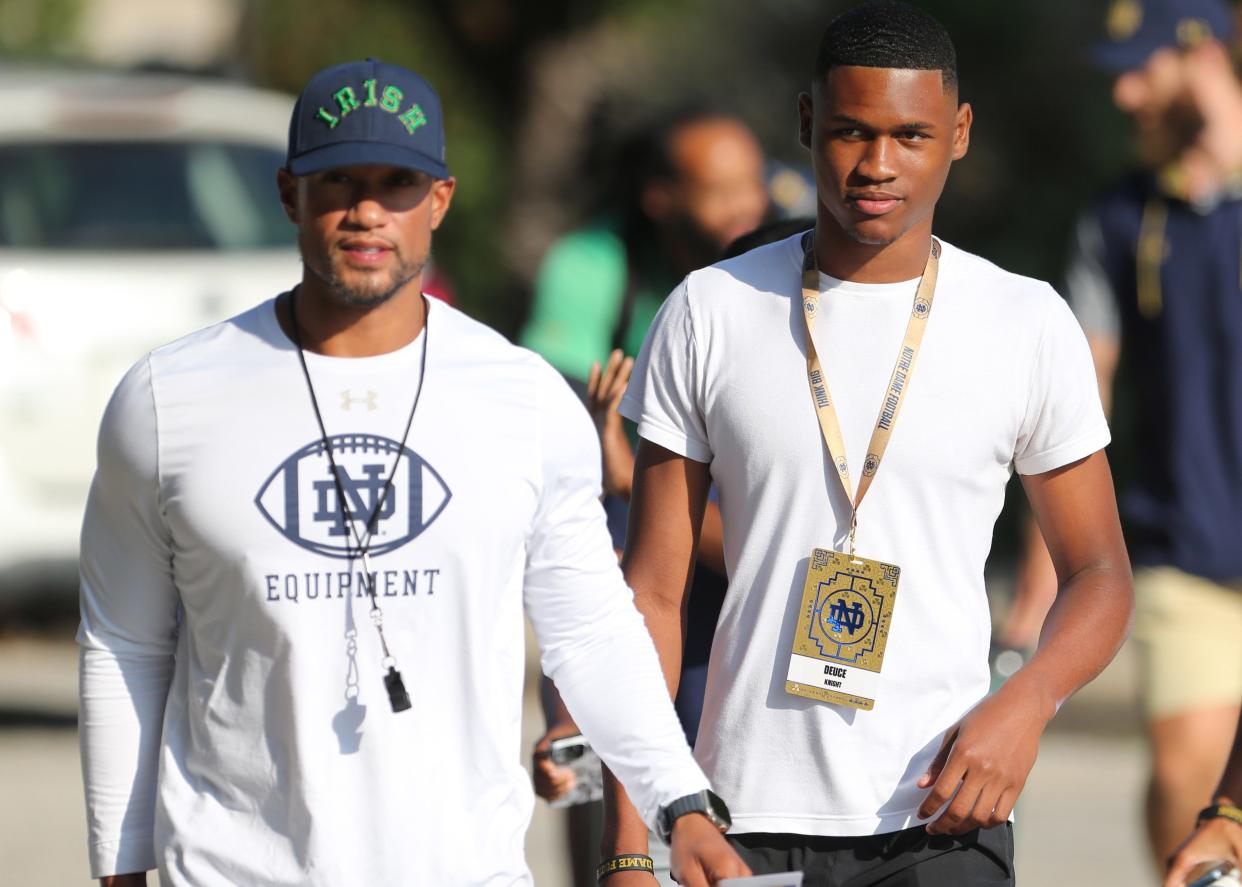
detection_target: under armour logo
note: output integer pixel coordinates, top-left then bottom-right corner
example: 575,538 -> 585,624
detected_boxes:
828,598 -> 866,636
340,390 -> 378,411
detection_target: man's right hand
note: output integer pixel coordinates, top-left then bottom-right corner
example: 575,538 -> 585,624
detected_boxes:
101,874 -> 147,886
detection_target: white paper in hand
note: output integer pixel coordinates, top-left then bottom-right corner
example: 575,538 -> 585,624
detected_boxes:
717,874 -> 804,887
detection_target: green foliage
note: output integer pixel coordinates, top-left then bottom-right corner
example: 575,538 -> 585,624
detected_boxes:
0,0 -> 81,56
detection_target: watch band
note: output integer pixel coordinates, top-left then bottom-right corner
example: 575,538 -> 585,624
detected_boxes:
656,789 -> 732,843
596,854 -> 654,882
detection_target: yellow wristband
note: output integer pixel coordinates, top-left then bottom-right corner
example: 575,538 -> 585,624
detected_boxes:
596,854 -> 655,882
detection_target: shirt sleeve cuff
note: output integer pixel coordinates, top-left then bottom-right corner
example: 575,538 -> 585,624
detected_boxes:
618,397 -> 712,464
89,834 -> 156,880
1014,424 -> 1111,476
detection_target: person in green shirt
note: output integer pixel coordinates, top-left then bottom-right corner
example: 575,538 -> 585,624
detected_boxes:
521,108 -> 769,385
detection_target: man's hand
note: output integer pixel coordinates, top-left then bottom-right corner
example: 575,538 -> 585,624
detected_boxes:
916,677 -> 1055,835
587,349 -> 636,501
531,722 -> 582,802
101,875 -> 147,886
1164,816 -> 1242,887
669,814 -> 751,886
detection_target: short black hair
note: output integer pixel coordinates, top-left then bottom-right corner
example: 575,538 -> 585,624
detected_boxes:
813,1 -> 958,92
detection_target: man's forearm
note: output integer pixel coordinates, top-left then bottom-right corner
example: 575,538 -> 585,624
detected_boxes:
1008,559 -> 1133,715
601,589 -> 687,855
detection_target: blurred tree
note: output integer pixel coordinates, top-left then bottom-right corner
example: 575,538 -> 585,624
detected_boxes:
0,0 -> 81,56
231,0 -> 1135,342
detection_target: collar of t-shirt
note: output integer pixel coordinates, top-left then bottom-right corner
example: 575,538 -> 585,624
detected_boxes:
815,271 -> 921,299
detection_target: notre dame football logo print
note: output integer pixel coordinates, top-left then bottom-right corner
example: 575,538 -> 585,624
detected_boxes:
808,574 -> 884,665
255,433 -> 452,558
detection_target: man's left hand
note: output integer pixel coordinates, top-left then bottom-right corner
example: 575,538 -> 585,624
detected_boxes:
916,679 -> 1054,835
668,813 -> 751,886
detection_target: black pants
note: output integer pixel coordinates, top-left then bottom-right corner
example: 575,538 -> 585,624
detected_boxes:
728,824 -> 1014,887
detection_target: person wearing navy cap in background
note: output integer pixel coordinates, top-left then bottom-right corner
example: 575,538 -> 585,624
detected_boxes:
77,59 -> 748,886
1011,0 -> 1242,874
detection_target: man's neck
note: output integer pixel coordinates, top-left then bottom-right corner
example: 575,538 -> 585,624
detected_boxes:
277,277 -> 427,358
813,210 -> 934,283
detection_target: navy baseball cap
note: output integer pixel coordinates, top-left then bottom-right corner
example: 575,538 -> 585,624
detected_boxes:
1090,0 -> 1236,73
286,59 -> 449,178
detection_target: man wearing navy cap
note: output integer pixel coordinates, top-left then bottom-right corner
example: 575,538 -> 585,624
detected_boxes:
1013,0 -> 1242,869
77,59 -> 747,886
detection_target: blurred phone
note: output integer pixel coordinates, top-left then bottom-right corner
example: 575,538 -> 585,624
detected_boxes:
1186,861 -> 1240,887
547,734 -> 603,808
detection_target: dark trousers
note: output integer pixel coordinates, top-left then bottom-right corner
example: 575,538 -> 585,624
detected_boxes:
728,824 -> 1014,887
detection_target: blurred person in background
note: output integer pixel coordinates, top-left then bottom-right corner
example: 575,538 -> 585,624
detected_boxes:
605,1 -> 1133,882
77,58 -> 748,887
1164,709 -> 1242,886
1011,0 -> 1242,870
520,107 -> 769,390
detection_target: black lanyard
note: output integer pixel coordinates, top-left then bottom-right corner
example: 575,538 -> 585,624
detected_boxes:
287,288 -> 429,713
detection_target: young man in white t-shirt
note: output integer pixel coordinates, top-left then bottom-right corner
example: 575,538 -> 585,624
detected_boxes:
77,59 -> 751,886
603,2 -> 1134,883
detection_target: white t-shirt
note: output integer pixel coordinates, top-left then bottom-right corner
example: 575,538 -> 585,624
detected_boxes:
78,296 -> 708,885
620,234 -> 1109,837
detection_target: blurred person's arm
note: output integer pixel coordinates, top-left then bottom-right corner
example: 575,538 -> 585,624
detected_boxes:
1004,214 -> 1120,649
522,369 -> 746,886
589,348 -> 727,575
1164,711 -> 1242,886
531,678 -> 580,802
78,358 -> 178,884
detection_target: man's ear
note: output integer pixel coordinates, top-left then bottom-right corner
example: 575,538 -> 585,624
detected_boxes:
798,92 -> 814,150
277,168 -> 299,224
952,102 -> 973,162
429,177 -> 457,230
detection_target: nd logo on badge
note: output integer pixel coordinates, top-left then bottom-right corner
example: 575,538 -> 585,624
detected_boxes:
786,548 -> 900,710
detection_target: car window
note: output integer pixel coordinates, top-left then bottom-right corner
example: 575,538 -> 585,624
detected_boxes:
0,141 -> 296,250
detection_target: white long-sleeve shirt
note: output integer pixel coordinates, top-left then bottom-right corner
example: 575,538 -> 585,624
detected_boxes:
78,296 -> 707,885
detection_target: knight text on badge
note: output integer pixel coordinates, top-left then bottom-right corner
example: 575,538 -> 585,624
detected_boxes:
785,548 -> 900,711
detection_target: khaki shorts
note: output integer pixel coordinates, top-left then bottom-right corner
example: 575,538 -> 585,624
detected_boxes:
1132,566 -> 1242,719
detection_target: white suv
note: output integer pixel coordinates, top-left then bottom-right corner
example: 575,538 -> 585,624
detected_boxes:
0,68 -> 301,602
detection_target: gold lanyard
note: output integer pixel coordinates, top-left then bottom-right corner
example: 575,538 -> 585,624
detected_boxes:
800,233 -> 941,554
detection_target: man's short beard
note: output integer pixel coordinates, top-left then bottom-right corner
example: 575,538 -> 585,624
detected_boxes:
301,242 -> 426,307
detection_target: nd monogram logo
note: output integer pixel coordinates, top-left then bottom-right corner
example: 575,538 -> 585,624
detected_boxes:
313,463 -> 396,536
808,575 -> 882,663
827,596 -> 867,636
255,433 -> 452,558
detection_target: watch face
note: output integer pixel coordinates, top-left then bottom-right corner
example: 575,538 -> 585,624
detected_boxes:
707,790 -> 732,829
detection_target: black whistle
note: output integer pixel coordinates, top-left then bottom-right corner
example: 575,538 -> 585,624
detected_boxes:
384,667 -> 412,713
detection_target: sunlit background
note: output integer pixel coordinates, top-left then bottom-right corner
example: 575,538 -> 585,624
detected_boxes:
0,0 -> 1229,883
